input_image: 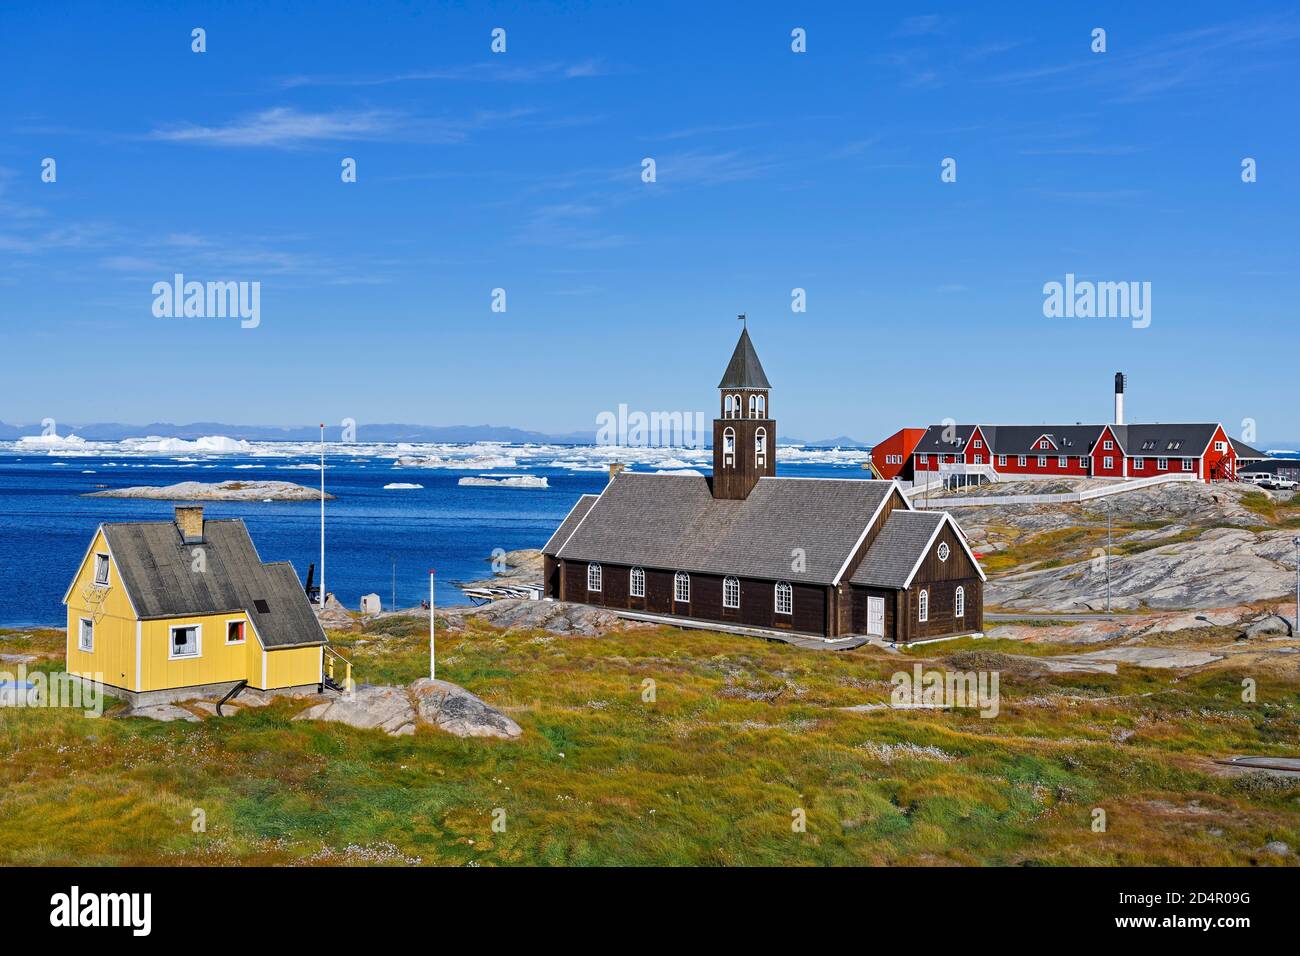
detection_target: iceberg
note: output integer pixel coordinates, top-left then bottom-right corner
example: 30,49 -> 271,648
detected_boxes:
457,475 -> 549,489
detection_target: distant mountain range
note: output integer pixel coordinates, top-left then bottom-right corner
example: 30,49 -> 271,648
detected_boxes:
0,421 -> 598,443
0,420 -> 874,448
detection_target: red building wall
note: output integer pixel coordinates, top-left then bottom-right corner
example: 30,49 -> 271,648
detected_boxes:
1090,426 -> 1126,478
870,428 -> 926,480
1202,425 -> 1235,480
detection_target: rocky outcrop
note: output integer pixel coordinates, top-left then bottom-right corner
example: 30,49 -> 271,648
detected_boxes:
85,480 -> 334,501
458,548 -> 544,592
129,703 -> 201,722
950,480 -> 1264,557
294,680 -> 521,739
989,528 -> 1299,611
444,597 -> 648,636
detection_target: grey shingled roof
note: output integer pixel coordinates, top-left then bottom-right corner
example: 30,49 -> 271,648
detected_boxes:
850,510 -> 946,589
914,424 -> 977,453
717,328 -> 772,389
983,424 -> 1103,456
553,473 -> 895,584
1231,438 -> 1266,460
543,494 -> 599,553
1113,423 -> 1220,456
101,519 -> 326,648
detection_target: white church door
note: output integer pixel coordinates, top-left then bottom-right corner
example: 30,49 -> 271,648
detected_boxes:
867,596 -> 885,637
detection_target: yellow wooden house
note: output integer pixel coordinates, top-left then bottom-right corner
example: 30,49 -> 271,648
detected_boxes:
63,505 -> 331,707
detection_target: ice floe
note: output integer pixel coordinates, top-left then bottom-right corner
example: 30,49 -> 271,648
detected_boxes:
458,475 -> 549,489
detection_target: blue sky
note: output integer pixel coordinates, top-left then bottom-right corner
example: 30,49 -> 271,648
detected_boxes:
2,1 -> 1298,443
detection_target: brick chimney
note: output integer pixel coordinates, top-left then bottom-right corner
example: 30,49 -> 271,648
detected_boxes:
175,505 -> 204,542
608,462 -> 627,481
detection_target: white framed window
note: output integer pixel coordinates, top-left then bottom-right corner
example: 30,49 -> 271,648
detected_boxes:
1078,456 -> 1087,468
674,571 -> 690,603
1182,458 -> 1194,471
169,624 -> 201,660
723,576 -> 740,609
974,454 -> 983,464
973,439 -> 982,449
1134,458 -> 1145,470
919,454 -> 929,465
78,617 -> 94,652
1037,455 -> 1047,467
775,581 -> 793,615
723,427 -> 736,468
936,541 -> 950,562
1214,441 -> 1226,452
93,553 -> 110,586
630,567 -> 645,598
1104,440 -> 1113,450
918,589 -> 929,623
724,394 -> 734,418
756,394 -> 766,418
955,586 -> 965,618
1103,456 -> 1114,469
587,563 -> 602,591
226,619 -> 246,644
1058,456 -> 1067,467
998,455 -> 1007,467
755,427 -> 767,467
1018,456 -> 1027,467
1157,457 -> 1168,470
1040,440 -> 1050,449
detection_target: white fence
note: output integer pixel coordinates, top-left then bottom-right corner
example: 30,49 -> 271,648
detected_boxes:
912,472 -> 1199,508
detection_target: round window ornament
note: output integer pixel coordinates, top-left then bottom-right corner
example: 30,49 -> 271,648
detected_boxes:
937,542 -> 950,561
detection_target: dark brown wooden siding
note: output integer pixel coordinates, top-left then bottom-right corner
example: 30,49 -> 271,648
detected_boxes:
904,521 -> 984,640
851,585 -> 899,640
833,486 -> 909,635
558,559 -> 828,635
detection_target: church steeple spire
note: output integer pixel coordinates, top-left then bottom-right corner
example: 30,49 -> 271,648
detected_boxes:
712,323 -> 775,499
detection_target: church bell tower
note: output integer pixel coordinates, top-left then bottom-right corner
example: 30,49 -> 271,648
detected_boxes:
712,319 -> 775,500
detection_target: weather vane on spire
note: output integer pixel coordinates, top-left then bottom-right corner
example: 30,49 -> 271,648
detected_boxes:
737,312 -> 747,329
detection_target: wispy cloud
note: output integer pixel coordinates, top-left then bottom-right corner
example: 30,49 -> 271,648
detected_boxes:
515,203 -> 628,251
988,16 -> 1300,101
895,15 -> 950,38
146,106 -> 532,148
279,59 -> 607,89
646,122 -> 766,142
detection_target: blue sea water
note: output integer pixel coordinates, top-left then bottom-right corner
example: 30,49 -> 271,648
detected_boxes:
0,452 -> 862,627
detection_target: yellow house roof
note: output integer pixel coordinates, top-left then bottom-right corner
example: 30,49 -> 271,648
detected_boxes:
65,517 -> 326,648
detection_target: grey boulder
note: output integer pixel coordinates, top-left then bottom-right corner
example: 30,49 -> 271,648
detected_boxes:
411,678 -> 522,739
295,680 -> 521,739
1243,615 -> 1295,639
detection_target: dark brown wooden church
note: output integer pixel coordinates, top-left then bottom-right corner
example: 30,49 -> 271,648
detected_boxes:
542,327 -> 985,644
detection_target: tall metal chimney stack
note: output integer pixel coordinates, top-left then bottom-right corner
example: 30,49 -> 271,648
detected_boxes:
1114,372 -> 1126,425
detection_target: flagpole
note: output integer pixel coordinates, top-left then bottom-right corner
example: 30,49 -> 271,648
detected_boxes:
319,423 -> 325,609
429,569 -> 436,680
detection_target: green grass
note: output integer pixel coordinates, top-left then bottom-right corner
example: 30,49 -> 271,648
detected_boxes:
1,618 -> 1298,866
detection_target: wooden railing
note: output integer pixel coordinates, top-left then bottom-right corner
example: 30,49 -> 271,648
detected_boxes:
323,645 -> 354,694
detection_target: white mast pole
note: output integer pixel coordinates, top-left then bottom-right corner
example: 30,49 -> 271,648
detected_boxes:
429,569 -> 436,680
319,423 -> 325,609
